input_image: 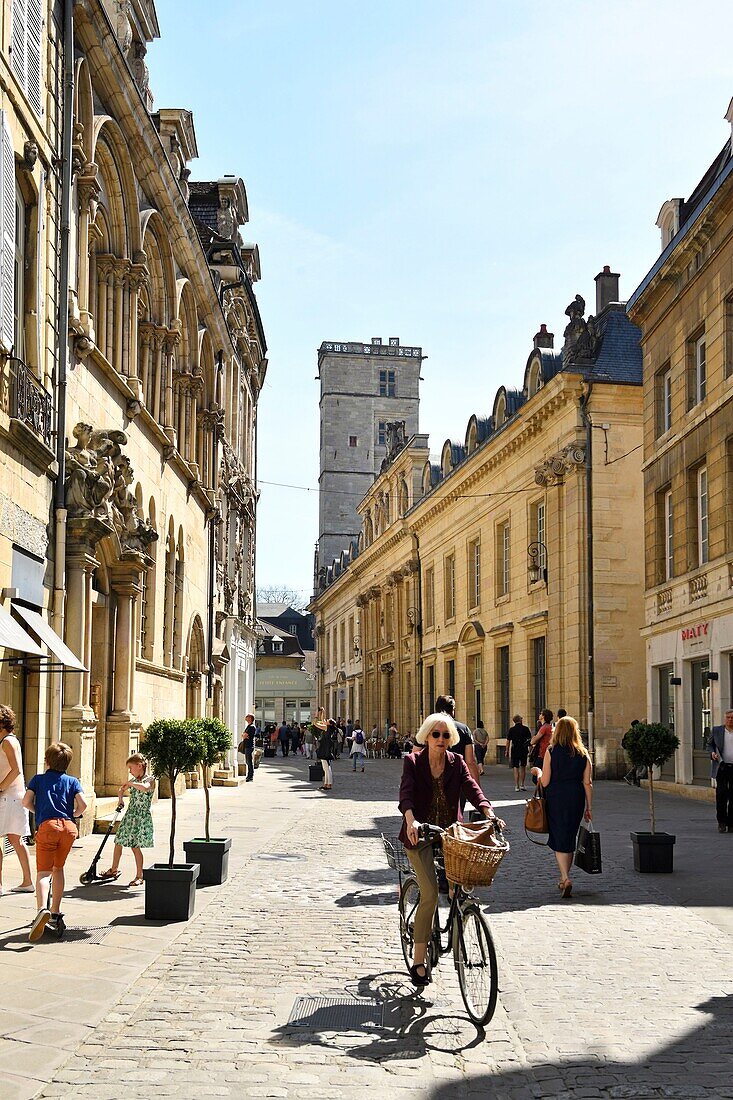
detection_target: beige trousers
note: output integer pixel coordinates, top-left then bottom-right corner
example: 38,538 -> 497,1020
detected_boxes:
406,844 -> 439,942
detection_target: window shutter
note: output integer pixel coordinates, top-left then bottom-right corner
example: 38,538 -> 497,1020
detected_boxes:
0,113 -> 16,353
11,0 -> 28,92
26,0 -> 44,116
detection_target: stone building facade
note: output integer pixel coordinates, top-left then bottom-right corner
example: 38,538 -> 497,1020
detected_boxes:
310,270 -> 646,776
0,0 -> 265,823
316,337 -> 422,572
627,98 -> 733,791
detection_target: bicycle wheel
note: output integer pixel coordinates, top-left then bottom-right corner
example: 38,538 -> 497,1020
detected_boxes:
453,902 -> 499,1025
398,876 -> 420,972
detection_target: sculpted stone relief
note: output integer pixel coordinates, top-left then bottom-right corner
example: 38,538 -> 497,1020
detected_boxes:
64,422 -> 158,554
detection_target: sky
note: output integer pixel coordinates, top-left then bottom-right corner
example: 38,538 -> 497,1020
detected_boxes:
150,0 -> 733,600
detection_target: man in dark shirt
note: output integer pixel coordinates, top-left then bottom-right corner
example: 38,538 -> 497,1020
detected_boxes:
506,714 -> 532,791
435,695 -> 479,785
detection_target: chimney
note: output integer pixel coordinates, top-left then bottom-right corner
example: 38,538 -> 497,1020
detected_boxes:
595,266 -> 620,314
533,324 -> 554,350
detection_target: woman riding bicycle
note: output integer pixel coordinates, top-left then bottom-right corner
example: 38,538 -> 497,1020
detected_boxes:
398,712 -> 505,986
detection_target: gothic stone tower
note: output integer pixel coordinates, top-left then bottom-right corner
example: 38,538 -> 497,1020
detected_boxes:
316,337 -> 422,572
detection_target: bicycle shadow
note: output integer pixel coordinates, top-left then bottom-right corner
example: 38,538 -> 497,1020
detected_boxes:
269,971 -> 487,1062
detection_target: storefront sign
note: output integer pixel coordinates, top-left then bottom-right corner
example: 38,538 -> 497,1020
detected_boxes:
681,622 -> 708,642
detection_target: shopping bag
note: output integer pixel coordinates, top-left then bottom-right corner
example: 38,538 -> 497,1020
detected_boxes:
309,762 -> 324,782
574,822 -> 602,874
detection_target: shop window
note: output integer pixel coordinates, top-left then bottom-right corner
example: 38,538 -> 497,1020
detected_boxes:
426,663 -> 435,714
532,636 -> 546,718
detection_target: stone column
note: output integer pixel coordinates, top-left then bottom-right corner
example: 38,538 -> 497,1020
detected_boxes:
61,517 -> 111,832
163,324 -> 181,440
76,167 -> 100,332
105,558 -> 145,794
127,255 -> 148,384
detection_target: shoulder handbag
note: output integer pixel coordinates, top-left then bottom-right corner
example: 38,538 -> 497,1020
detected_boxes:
574,821 -> 602,874
524,786 -> 548,845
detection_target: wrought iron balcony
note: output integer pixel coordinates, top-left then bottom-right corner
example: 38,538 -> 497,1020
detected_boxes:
10,357 -> 52,448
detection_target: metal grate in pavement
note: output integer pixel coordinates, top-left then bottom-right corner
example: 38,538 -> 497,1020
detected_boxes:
287,995 -> 384,1030
52,925 -> 112,945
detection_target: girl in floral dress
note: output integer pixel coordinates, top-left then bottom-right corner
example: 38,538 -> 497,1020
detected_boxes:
100,753 -> 155,887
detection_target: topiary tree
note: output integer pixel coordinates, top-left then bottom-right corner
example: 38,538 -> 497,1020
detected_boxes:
190,717 -> 233,841
623,721 -> 680,834
140,718 -> 204,865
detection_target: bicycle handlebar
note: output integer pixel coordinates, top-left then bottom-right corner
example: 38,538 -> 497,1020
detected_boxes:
418,818 -> 505,843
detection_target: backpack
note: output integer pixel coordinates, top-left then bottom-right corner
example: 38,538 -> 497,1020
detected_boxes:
355,730 -> 364,745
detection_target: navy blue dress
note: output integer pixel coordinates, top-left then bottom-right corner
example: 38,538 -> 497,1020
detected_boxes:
544,744 -> 587,853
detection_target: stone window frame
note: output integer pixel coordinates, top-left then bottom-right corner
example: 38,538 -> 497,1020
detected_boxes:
495,518 -> 510,599
379,369 -> 396,397
443,552 -> 456,622
423,565 -> 435,629
654,360 -> 673,438
466,536 -> 481,612
686,325 -> 706,410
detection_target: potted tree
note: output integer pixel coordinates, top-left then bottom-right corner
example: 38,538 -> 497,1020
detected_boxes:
140,718 -> 204,919
625,721 -> 680,873
184,717 -> 233,886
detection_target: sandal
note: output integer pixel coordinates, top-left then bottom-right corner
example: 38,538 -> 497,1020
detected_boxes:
99,869 -> 121,881
128,877 -> 144,887
561,880 -> 573,898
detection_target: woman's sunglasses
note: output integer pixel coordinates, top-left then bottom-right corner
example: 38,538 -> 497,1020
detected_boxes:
431,730 -> 451,740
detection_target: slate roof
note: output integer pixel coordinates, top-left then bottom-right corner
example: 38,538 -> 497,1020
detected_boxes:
588,305 -> 642,385
188,182 -> 220,232
257,603 -> 303,619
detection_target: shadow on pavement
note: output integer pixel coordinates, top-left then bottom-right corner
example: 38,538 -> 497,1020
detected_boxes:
427,993 -> 733,1100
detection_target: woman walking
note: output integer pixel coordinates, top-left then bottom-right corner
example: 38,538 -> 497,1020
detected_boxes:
350,722 -> 367,772
0,705 -> 33,894
312,709 -> 333,791
540,715 -> 593,898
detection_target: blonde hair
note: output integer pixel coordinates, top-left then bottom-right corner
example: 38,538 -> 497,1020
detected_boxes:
45,741 -> 73,772
550,716 -> 588,757
415,712 -> 460,748
126,753 -> 147,770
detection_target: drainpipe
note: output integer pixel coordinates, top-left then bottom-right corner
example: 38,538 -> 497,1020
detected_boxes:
580,381 -> 595,755
50,0 -> 75,740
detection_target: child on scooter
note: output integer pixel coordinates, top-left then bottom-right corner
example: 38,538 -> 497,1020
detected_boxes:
100,754 -> 155,887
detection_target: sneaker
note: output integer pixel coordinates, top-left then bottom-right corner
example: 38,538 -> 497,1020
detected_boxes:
515,786 -> 520,792
520,785 -> 526,791
29,908 -> 51,942
719,824 -> 728,833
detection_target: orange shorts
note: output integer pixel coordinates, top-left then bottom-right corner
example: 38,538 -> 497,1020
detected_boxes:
35,818 -> 77,872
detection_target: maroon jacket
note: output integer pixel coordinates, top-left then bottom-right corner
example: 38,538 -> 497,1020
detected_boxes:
398,749 -> 491,849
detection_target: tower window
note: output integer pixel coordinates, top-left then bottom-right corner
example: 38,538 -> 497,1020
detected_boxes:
379,369 -> 396,397
349,435 -> 357,447
378,421 -> 386,446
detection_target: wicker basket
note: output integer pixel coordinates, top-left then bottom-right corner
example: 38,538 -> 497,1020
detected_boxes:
442,822 -> 509,887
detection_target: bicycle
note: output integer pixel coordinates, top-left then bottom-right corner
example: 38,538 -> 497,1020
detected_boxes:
383,822 -> 506,1026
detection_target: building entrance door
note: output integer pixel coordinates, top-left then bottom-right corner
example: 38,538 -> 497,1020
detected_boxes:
658,664 -> 676,780
690,657 -> 711,785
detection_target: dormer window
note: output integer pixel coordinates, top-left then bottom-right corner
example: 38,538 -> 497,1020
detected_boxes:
656,198 -> 682,251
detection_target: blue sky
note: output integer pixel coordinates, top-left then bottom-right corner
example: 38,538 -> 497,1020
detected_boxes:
151,0 -> 732,599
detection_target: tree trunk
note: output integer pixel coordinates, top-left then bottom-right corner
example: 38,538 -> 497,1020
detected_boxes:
204,765 -> 211,842
169,770 -> 177,866
648,769 -> 655,835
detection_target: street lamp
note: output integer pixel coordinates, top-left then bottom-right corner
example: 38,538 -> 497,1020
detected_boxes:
527,541 -> 548,585
353,636 -> 361,659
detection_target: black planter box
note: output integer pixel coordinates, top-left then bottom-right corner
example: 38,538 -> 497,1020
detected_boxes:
183,838 -> 232,886
631,831 -> 676,873
143,862 -> 199,920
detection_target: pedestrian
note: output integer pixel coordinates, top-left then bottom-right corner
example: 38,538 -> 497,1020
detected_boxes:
314,710 -> 333,791
435,695 -> 480,784
530,709 -> 554,770
350,722 -> 367,772
238,713 -> 257,782
398,712 -> 505,985
278,721 -> 289,757
709,709 -> 733,833
556,708 -> 567,722
472,720 -> 489,775
0,705 -> 34,895
539,716 -> 593,899
303,724 -> 314,760
22,741 -> 87,941
387,724 -> 402,759
506,714 -> 532,791
290,724 -> 301,756
99,753 -> 155,886
622,719 -> 643,786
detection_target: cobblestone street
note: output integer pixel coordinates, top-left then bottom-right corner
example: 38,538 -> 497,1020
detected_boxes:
2,758 -> 732,1100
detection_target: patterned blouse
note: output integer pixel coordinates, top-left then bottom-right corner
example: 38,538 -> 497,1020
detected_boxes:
429,772 -> 454,830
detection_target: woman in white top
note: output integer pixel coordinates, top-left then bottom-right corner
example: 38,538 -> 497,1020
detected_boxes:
0,705 -> 33,894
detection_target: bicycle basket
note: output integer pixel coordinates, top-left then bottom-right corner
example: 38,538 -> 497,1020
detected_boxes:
442,821 -> 509,888
381,834 -> 412,875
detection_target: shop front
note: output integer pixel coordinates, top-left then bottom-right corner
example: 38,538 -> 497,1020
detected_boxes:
254,666 -> 316,727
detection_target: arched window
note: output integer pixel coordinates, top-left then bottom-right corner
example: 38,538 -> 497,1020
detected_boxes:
173,527 -> 185,669
528,359 -> 542,398
163,519 -> 176,666
138,496 -> 157,661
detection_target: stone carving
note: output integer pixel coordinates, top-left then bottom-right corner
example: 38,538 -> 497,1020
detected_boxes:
380,420 -> 407,471
534,443 -> 587,486
562,295 -> 598,365
64,422 -> 158,553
